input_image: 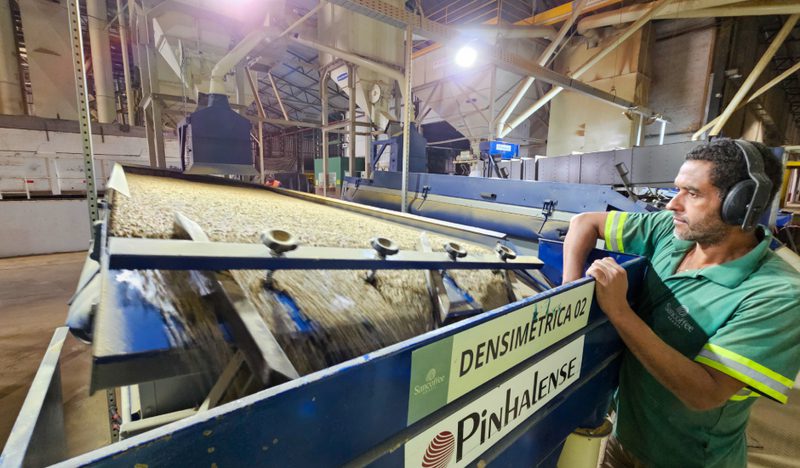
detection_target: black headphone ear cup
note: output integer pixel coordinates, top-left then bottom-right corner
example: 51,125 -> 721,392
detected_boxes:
722,179 -> 756,225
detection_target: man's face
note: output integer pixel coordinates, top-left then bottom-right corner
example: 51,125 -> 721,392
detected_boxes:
665,160 -> 730,244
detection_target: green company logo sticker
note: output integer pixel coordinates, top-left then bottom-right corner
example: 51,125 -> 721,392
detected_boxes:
407,282 -> 594,424
408,336 -> 453,424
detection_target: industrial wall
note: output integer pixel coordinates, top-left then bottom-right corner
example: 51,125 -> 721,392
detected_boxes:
546,27 -> 652,155
645,19 -> 716,143
0,199 -> 90,257
546,16 -> 800,152
0,122 -> 180,197
17,0 -> 78,120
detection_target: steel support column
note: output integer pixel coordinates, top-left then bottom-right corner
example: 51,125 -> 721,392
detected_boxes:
321,67 -> 330,197
150,98 -> 166,168
489,65 -> 497,140
140,4 -> 166,167
146,54 -> 166,166
144,107 -> 157,167
132,4 -> 156,165
401,22 -> 413,213
247,67 -> 268,184
348,63 -> 357,178
117,0 -> 135,125
66,0 -> 99,226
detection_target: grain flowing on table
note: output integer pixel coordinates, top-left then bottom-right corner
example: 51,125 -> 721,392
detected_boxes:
109,174 -> 508,376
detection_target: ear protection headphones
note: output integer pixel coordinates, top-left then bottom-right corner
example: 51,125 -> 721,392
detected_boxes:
720,140 -> 773,230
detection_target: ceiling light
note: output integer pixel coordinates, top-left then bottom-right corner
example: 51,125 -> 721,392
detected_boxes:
454,46 -> 477,68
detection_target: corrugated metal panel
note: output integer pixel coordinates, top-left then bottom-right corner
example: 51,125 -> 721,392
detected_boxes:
648,24 -> 715,134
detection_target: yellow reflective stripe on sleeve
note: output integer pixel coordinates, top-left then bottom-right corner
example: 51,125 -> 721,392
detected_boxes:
704,343 -> 794,388
604,211 -> 628,252
696,356 -> 788,404
616,212 -> 628,253
729,388 -> 759,402
604,212 -> 616,251
695,355 -> 789,404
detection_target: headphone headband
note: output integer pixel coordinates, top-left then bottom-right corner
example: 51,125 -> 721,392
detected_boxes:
731,140 -> 772,230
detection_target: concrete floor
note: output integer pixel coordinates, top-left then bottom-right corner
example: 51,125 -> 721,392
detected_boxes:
747,381 -> 800,467
0,252 -> 797,465
0,252 -> 109,461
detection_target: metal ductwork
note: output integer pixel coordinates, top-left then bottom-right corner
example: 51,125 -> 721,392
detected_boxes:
87,0 -> 116,123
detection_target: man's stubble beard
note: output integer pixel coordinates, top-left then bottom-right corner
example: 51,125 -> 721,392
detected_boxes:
673,216 -> 729,245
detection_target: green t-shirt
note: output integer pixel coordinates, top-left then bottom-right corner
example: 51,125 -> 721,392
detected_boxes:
603,210 -> 800,468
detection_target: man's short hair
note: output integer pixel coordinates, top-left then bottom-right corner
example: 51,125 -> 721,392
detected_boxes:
685,138 -> 783,202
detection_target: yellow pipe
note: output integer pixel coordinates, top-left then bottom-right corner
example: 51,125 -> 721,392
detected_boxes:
784,162 -> 800,208
780,169 -> 791,207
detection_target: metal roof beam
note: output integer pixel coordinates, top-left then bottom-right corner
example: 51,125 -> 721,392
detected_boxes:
329,0 -> 667,124
261,75 -> 320,106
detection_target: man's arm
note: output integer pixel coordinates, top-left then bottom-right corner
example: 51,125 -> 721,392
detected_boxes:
562,212 -> 608,283
588,257 -> 746,410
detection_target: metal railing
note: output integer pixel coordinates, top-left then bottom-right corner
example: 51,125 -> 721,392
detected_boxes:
426,0 -> 531,25
0,328 -> 69,467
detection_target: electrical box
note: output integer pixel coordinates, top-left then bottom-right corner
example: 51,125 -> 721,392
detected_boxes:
479,141 -> 519,160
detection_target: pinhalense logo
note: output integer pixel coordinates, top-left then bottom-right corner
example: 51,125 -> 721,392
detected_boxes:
422,431 -> 455,468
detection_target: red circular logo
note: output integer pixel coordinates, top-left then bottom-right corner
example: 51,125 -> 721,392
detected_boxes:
422,430 -> 455,468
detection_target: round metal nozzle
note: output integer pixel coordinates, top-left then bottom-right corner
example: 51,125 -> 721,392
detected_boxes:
370,237 -> 399,257
444,242 -> 468,260
495,243 -> 517,261
261,229 -> 299,255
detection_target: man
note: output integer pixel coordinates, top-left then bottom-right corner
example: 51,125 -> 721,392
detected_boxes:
265,175 -> 282,188
562,139 -> 800,467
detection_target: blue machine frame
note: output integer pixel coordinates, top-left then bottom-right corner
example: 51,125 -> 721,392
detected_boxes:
33,241 -> 646,467
343,172 -> 654,245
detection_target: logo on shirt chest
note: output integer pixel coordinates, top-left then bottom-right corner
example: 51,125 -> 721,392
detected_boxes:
665,303 -> 695,333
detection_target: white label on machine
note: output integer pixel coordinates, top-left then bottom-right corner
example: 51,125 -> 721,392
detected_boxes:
449,282 -> 592,400
406,282 -> 594,424
404,336 -> 584,468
